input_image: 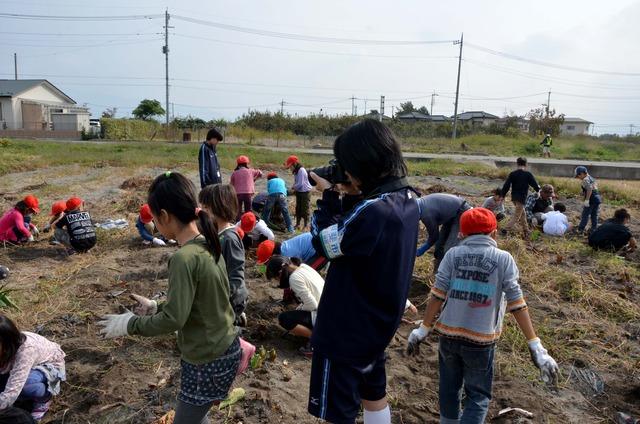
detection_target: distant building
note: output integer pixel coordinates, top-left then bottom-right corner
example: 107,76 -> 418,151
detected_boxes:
362,111 -> 392,121
396,111 -> 450,123
560,117 -> 593,136
496,116 -> 530,132
0,79 -> 89,131
452,111 -> 499,127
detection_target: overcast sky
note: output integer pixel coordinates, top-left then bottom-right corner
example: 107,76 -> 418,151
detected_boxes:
1,0 -> 639,135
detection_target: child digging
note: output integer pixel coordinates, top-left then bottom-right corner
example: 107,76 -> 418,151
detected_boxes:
55,197 -> 96,254
407,208 -> 559,424
230,155 -> 263,220
199,184 -> 249,327
136,204 -> 173,247
0,195 -> 41,244
42,201 -> 68,246
285,155 -> 312,230
0,314 -> 66,422
482,188 -> 506,221
98,171 -> 241,424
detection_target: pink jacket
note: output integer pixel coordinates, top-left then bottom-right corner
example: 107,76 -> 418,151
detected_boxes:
0,208 -> 31,242
230,168 -> 263,195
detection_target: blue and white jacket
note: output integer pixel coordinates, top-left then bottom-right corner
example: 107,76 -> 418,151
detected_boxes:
310,182 -> 419,364
198,142 -> 222,188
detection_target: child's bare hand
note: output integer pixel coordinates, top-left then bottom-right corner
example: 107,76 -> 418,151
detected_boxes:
130,294 -> 157,316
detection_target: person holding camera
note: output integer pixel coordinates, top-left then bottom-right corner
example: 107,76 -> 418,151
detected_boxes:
306,119 -> 419,424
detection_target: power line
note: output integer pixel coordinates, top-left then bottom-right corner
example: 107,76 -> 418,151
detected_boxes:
0,31 -> 158,37
172,15 -> 457,45
0,12 -> 162,21
466,42 -> 640,77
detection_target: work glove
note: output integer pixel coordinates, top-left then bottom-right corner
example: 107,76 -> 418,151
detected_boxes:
27,235 -> 35,242
583,200 -> 590,207
31,226 -> 40,236
98,311 -> 135,338
406,323 -> 432,356
152,237 -> 167,247
43,223 -> 51,233
416,244 -> 429,257
131,294 -> 158,316
528,338 -> 559,385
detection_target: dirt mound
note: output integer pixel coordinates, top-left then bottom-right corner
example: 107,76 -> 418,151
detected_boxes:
120,176 -> 154,190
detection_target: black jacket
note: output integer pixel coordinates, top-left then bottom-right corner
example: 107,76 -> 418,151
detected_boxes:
198,142 -> 222,188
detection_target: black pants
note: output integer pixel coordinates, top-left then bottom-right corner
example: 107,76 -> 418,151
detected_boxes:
278,310 -> 313,331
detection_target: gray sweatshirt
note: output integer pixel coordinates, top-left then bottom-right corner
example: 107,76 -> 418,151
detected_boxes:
431,234 -> 527,345
417,193 -> 466,251
219,226 -> 248,321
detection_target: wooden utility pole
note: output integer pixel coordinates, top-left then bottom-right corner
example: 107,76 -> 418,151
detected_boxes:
452,33 -> 463,140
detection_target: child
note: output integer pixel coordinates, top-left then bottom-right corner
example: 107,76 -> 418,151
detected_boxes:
230,155 -> 263,220
482,188 -> 506,221
285,155 -> 312,229
307,119 -> 419,424
237,211 -> 274,249
575,166 -> 602,234
589,208 -> 637,252
136,204 -> 167,246
42,201 -> 68,246
542,203 -> 571,236
256,233 -> 317,265
0,314 -> 66,421
262,172 -> 294,233
55,197 -> 96,253
407,208 -> 559,423
199,184 -> 249,327
0,195 -> 40,244
501,157 -> 540,236
266,255 -> 325,355
98,171 -> 241,424
525,184 -> 555,228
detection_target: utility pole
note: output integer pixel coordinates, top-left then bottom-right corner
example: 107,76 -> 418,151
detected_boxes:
351,96 -> 355,116
13,53 -> 17,80
280,99 -> 284,114
379,95 -> 385,122
430,91 -> 438,115
631,124 -> 635,136
364,99 -> 368,115
546,90 -> 551,117
162,9 -> 172,128
391,105 -> 395,119
452,33 -> 463,140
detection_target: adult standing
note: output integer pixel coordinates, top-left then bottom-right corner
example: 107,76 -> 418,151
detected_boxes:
540,133 -> 553,158
501,157 -> 540,237
198,128 -> 223,188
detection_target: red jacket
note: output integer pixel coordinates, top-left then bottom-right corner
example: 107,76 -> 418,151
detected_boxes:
0,208 -> 31,242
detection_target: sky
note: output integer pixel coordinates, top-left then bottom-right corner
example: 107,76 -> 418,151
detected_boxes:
1,0 -> 639,135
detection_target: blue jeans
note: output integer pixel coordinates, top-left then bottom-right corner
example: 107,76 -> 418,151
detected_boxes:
0,369 -> 49,402
262,194 -> 293,232
578,194 -> 601,233
438,338 -> 495,424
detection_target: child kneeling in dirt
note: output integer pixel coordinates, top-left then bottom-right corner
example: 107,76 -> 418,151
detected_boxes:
136,204 -> 172,247
542,203 -> 571,236
0,195 -> 41,244
98,172 -> 242,424
42,201 -> 68,246
407,208 -> 559,424
237,211 -> 274,249
482,188 -> 506,221
262,172 -> 294,233
199,184 -> 249,327
55,197 -> 96,253
0,314 -> 66,422
266,255 -> 324,356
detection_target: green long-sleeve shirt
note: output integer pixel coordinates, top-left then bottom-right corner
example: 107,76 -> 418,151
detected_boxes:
127,236 -> 237,364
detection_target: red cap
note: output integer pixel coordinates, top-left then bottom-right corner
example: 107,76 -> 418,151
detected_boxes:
23,195 -> 40,214
66,197 -> 83,211
50,201 -> 67,216
267,172 -> 278,179
284,155 -> 299,168
236,155 -> 250,165
459,208 -> 497,236
236,227 -> 245,240
240,212 -> 257,232
140,204 -> 154,224
257,240 -> 275,264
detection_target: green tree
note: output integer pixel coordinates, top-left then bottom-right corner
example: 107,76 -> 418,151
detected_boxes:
416,106 -> 430,115
398,101 -> 415,114
132,99 -> 165,121
527,107 -> 564,136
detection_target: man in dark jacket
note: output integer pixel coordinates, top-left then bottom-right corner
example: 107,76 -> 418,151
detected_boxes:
198,128 -> 223,188
501,157 -> 540,236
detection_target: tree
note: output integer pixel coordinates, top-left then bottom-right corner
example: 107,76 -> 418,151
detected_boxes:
132,99 -> 165,121
416,106 -> 430,115
398,101 -> 415,114
527,107 -> 565,136
102,107 -> 117,118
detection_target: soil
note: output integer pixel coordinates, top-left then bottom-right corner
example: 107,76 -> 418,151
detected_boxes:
0,164 -> 639,424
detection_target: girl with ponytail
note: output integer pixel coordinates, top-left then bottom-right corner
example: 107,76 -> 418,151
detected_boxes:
97,171 -> 241,424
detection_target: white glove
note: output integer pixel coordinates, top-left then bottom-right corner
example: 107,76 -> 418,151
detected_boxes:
583,200 -> 590,207
152,237 -> 167,247
406,324 -> 431,356
528,338 -> 559,385
404,300 -> 418,315
27,235 -> 35,242
98,311 -> 134,338
31,226 -> 40,236
131,294 -> 158,316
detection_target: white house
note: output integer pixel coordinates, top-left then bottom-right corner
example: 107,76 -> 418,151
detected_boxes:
0,79 -> 89,131
560,117 -> 593,136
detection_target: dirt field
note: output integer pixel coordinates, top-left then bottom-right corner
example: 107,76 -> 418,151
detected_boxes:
1,162 -> 639,424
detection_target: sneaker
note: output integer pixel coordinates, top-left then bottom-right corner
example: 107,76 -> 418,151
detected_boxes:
299,342 -> 313,358
31,400 -> 51,421
167,239 -> 177,245
142,240 -> 151,246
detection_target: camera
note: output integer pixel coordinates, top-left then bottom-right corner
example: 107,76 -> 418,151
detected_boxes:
309,159 -> 349,186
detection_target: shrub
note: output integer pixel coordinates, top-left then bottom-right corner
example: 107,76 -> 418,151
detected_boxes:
101,118 -> 162,141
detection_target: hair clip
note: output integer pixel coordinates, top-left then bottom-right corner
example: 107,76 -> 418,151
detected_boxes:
165,171 -> 172,178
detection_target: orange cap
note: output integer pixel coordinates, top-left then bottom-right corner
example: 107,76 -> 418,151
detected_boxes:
23,195 -> 40,214
240,212 -> 257,233
50,201 -> 67,216
459,208 -> 497,236
257,240 -> 275,264
284,155 -> 299,168
236,155 -> 250,165
267,172 -> 278,179
140,204 -> 154,224
66,197 -> 83,211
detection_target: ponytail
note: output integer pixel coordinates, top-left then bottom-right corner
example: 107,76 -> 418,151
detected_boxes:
196,209 -> 222,261
290,257 -> 302,266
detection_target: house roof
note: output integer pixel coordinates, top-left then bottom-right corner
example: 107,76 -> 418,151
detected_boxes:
397,111 -> 430,120
428,115 -> 450,122
453,111 -> 499,120
363,111 -> 392,120
563,117 -> 593,124
0,79 -> 76,104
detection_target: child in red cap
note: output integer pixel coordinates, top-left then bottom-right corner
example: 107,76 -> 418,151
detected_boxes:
236,211 -> 274,249
43,201 -> 69,246
230,155 -> 263,221
407,207 -> 558,423
136,204 -> 173,247
55,197 -> 96,253
0,195 -> 40,244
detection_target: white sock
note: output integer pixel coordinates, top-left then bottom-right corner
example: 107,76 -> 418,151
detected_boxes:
363,406 -> 391,424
